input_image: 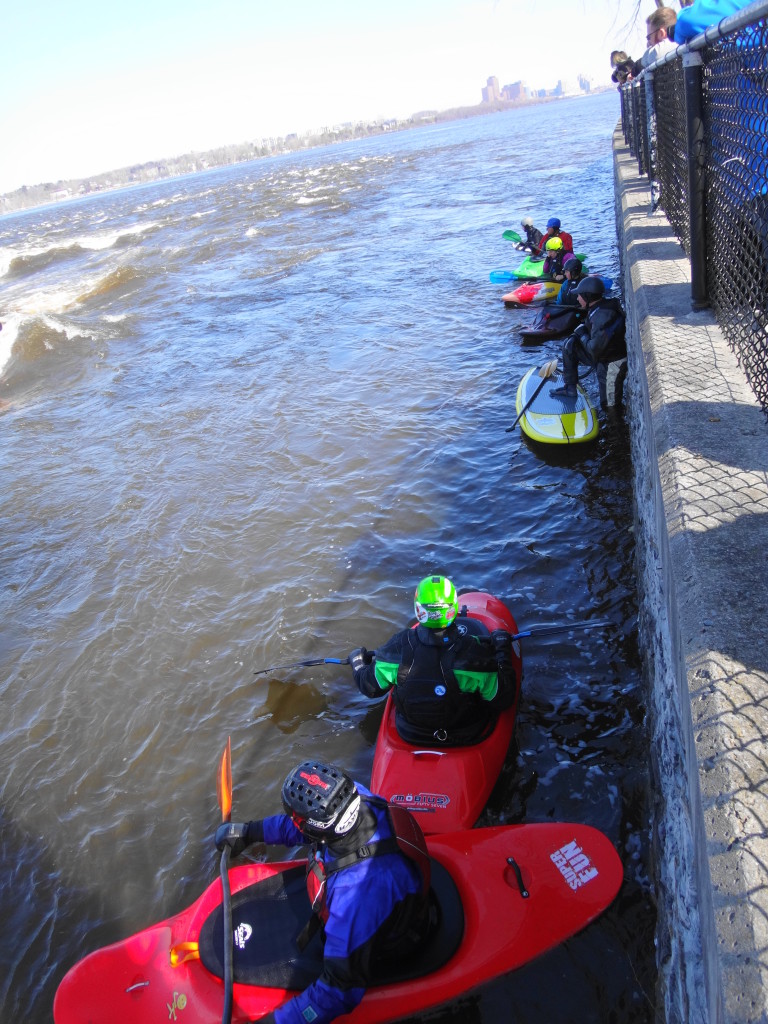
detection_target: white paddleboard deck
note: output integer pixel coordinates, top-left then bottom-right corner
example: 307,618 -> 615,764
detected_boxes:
515,367 -> 599,444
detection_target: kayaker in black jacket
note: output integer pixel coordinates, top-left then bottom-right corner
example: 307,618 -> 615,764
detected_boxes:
516,215 -> 544,254
349,575 -> 517,746
551,276 -> 627,408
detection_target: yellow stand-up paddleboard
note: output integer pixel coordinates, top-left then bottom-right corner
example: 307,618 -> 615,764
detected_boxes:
514,366 -> 599,445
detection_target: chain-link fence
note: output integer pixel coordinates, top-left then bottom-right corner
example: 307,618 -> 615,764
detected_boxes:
620,1 -> 768,414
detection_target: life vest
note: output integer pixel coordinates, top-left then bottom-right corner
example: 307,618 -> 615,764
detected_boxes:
302,796 -> 431,949
589,297 -> 627,362
391,629 -> 469,736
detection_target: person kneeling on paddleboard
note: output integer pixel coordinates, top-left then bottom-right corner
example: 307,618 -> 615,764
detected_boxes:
550,277 -> 627,408
349,575 -> 517,746
516,215 -> 543,253
215,761 -> 431,1024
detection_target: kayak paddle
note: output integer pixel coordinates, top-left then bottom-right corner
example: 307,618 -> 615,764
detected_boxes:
490,269 -> 516,284
216,738 -> 234,1024
510,618 -> 613,642
502,229 -> 522,243
506,359 -> 559,433
253,655 -> 352,677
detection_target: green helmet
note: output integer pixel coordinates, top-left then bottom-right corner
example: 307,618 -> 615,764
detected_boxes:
414,575 -> 458,629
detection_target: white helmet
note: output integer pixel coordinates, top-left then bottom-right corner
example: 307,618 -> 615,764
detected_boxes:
521,216 -> 534,228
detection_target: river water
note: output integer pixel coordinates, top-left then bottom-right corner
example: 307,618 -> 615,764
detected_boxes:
1,90 -> 657,1023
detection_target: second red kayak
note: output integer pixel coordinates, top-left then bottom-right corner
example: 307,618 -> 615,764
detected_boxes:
54,823 -> 624,1024
370,591 -> 523,834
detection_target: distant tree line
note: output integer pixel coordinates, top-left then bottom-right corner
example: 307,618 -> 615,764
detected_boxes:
0,95 -> 569,216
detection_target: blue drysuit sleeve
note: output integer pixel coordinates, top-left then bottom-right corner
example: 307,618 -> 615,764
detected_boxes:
273,790 -> 423,1024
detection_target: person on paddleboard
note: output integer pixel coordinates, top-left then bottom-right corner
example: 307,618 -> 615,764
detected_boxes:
555,256 -> 585,306
516,215 -> 544,254
541,217 -> 574,260
349,575 -> 517,745
215,760 -> 431,1024
550,276 -> 627,408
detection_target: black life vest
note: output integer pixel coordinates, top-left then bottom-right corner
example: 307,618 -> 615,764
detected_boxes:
589,297 -> 627,362
392,627 -> 492,741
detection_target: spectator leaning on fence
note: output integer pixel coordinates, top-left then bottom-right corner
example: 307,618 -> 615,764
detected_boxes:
610,50 -> 641,85
641,7 -> 678,66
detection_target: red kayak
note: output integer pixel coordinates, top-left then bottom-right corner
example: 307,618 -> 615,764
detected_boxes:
53,823 -> 623,1024
502,280 -> 561,308
369,591 -> 523,834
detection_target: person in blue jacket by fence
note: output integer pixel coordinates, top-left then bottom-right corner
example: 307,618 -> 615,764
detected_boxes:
215,760 -> 431,1024
673,0 -> 757,42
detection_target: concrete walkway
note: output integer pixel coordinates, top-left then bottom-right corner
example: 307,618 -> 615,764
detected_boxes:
614,127 -> 768,1024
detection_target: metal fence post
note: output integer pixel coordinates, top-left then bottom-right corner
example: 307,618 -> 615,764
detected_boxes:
683,51 -> 709,309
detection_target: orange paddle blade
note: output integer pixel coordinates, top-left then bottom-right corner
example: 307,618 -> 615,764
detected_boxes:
217,737 -> 232,823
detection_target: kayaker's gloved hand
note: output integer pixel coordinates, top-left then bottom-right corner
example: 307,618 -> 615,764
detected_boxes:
214,819 -> 265,857
349,647 -> 373,673
490,631 -> 517,709
490,629 -> 512,659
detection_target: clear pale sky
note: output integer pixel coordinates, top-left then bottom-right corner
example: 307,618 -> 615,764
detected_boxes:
2,0 -> 648,194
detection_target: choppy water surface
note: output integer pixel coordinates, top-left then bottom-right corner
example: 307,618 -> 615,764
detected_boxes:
0,91 -> 656,1023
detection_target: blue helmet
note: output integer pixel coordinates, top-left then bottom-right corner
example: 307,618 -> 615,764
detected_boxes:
546,217 -> 561,230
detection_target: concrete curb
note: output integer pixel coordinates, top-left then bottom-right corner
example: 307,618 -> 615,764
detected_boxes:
614,127 -> 768,1024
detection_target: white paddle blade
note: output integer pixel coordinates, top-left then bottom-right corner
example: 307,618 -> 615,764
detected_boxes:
538,358 -> 559,379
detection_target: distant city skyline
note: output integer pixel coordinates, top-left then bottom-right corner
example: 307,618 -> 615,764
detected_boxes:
481,73 -> 598,104
1,0 -> 647,196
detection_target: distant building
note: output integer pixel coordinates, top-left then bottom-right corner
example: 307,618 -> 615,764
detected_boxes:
481,76 -> 501,103
502,81 -> 528,101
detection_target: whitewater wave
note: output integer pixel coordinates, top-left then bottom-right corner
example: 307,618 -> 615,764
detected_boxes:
0,222 -> 158,280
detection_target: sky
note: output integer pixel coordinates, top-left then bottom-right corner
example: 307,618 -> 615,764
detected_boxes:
1,0 -> 649,195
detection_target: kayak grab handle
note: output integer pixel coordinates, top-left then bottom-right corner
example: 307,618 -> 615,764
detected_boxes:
410,750 -> 447,758
506,857 -> 530,898
125,980 -> 150,992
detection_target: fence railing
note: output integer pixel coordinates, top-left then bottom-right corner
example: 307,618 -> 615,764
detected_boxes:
620,0 -> 768,415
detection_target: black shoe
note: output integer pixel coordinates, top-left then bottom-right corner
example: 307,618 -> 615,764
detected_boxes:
550,384 -> 577,399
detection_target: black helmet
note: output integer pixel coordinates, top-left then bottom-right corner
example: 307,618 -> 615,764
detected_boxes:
575,276 -> 605,301
563,256 -> 582,276
282,761 -> 360,841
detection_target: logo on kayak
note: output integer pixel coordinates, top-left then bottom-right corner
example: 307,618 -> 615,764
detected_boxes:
434,684 -> 447,697
167,991 -> 187,1020
300,771 -> 330,789
234,922 -> 253,949
550,840 -> 599,890
390,792 -> 450,811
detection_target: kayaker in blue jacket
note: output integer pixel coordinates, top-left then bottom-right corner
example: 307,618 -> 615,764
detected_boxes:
215,761 -> 431,1024
349,575 -> 516,746
555,256 -> 584,305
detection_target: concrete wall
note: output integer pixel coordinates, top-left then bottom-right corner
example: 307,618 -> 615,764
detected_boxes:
613,128 -> 768,1024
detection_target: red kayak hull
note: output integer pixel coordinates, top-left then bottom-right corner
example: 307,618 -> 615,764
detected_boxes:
502,281 -> 561,308
370,591 -> 522,834
53,824 -> 624,1024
